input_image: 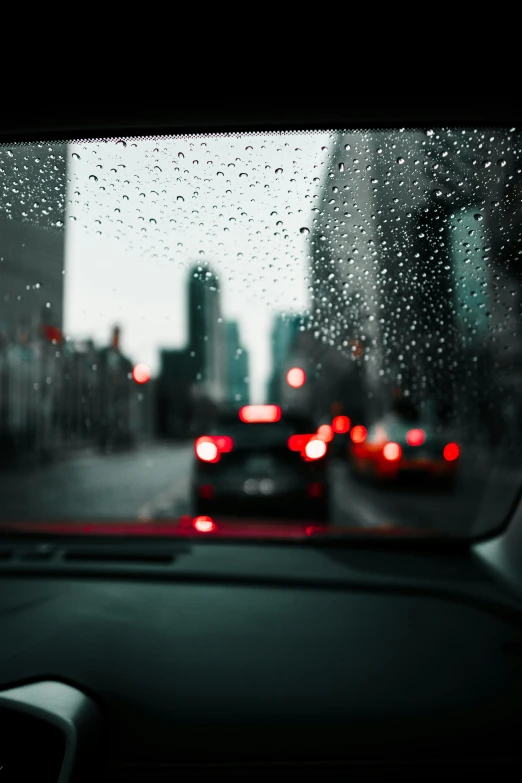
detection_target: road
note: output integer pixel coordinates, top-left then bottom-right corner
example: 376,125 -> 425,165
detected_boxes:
0,440 -> 519,537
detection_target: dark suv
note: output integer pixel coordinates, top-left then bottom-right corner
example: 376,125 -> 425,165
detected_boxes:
191,405 -> 330,522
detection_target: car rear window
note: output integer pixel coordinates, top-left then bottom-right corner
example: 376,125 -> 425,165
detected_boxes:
209,422 -> 304,450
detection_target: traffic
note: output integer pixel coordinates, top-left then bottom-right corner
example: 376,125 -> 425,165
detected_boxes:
192,404 -> 330,522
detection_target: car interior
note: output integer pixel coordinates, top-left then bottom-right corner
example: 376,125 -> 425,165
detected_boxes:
1,97 -> 522,781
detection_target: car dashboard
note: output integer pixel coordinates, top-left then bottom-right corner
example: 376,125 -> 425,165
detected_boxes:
1,535 -> 522,781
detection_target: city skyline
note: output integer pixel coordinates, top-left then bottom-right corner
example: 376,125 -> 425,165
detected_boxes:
63,132 -> 334,401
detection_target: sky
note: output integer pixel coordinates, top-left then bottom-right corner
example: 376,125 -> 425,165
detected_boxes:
63,131 -> 334,401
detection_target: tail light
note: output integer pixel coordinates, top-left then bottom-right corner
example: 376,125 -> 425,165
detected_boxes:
288,434 -> 314,452
406,428 -> 425,446
443,442 -> 460,461
304,438 -> 327,460
350,425 -> 367,444
239,405 -> 281,423
383,442 -> 402,461
288,434 -> 327,461
195,437 -> 219,462
332,415 -> 351,434
193,516 -> 216,533
317,424 -> 333,442
214,435 -> 233,452
195,435 -> 234,462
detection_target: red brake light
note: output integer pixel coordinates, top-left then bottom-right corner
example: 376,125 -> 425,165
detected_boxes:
195,437 -> 219,462
406,428 -> 425,446
239,405 -> 281,423
193,516 -> 216,533
214,435 -> 233,452
443,442 -> 460,461
195,435 -> 233,461
350,425 -> 367,444
317,424 -> 333,443
288,434 -> 314,452
304,438 -> 327,460
332,415 -> 351,434
383,442 -> 402,461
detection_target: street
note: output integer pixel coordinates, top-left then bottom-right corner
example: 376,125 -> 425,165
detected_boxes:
0,440 -> 518,537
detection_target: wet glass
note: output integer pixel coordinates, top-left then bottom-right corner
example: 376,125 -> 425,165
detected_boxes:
0,129 -> 521,537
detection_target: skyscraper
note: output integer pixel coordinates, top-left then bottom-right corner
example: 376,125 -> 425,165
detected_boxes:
156,265 -> 227,437
188,265 -> 226,403
224,320 -> 249,405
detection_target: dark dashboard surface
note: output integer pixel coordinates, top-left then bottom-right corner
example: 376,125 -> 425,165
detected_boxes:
1,540 -> 522,777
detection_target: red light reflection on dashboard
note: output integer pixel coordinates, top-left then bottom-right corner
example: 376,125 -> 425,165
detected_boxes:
193,516 -> 216,533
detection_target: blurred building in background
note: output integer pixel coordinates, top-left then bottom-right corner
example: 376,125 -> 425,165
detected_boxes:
156,265 -> 230,438
188,265 -> 226,403
224,320 -> 249,405
267,314 -> 306,405
0,145 -> 67,463
308,129 -> 522,449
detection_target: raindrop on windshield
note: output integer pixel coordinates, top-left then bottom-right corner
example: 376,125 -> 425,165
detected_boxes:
300,227 -> 310,235
89,175 -> 98,182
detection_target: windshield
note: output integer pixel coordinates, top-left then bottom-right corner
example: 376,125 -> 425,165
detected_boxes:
1,129 -> 521,539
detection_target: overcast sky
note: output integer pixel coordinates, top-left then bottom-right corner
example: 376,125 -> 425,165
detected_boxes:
63,132 -> 334,401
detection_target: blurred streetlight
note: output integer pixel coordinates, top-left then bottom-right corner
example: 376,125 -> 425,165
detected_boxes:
286,367 -> 306,388
132,363 -> 151,384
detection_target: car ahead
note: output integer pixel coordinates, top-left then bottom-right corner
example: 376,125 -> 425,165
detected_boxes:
348,415 -> 460,487
191,404 -> 330,521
